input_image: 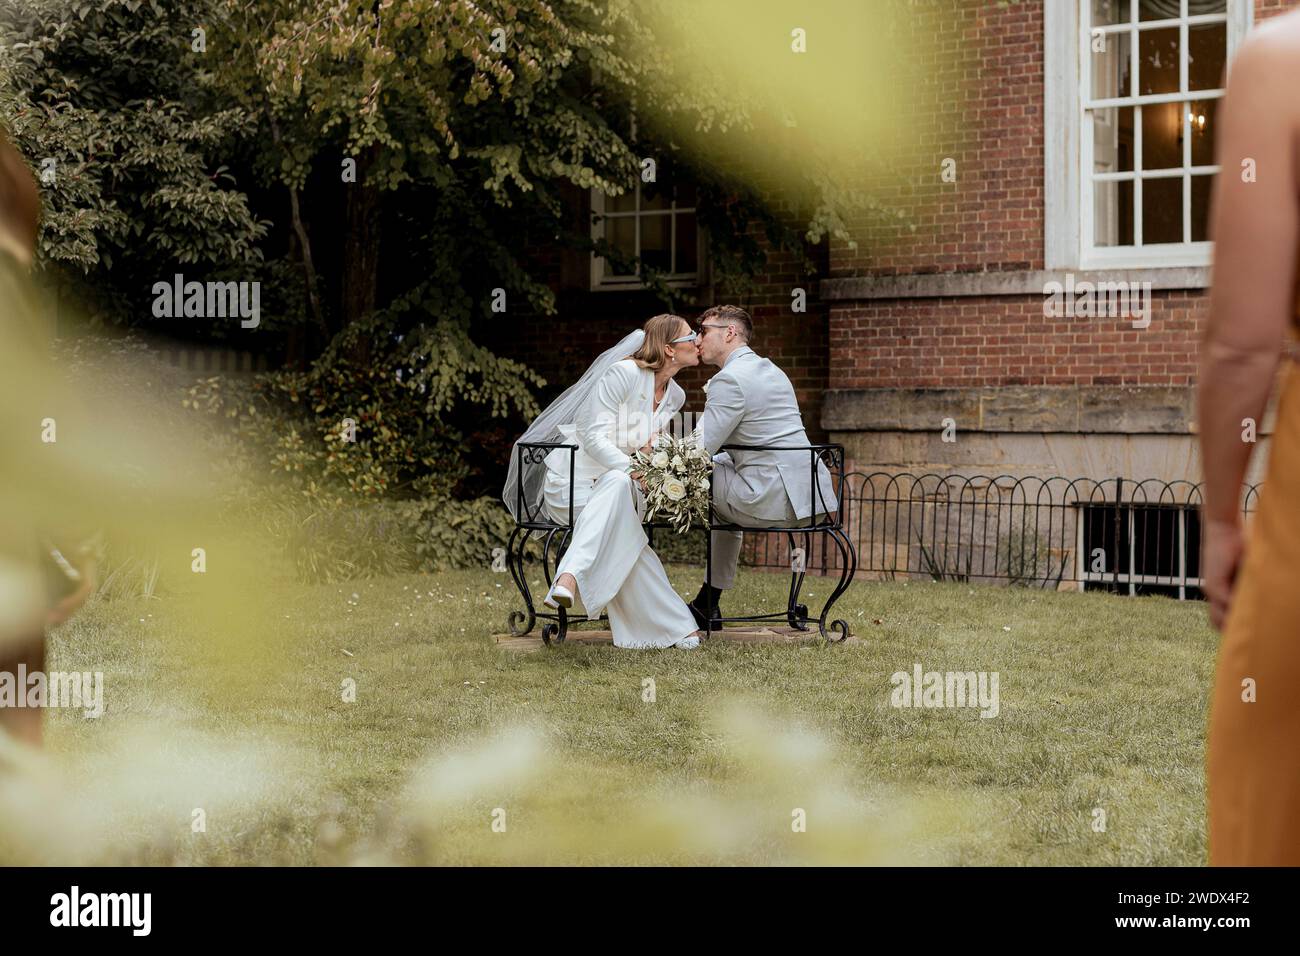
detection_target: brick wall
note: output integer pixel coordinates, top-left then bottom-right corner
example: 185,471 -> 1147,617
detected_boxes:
831,293 -> 1204,389
831,0 -> 1042,277
825,0 -> 1298,405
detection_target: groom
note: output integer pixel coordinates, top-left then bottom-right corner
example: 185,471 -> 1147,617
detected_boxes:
687,305 -> 838,630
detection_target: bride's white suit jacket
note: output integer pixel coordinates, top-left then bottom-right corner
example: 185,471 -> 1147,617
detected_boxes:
543,359 -> 685,498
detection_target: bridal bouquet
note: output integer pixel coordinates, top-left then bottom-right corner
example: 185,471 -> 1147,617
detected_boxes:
629,433 -> 713,533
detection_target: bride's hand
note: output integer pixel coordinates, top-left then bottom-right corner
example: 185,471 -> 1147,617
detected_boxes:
630,471 -> 649,493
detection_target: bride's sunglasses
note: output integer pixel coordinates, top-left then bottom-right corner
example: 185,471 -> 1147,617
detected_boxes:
669,331 -> 699,344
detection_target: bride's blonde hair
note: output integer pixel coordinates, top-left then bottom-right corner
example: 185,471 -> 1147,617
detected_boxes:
631,313 -> 688,371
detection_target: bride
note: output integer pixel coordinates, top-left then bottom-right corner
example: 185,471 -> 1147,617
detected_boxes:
504,314 -> 704,649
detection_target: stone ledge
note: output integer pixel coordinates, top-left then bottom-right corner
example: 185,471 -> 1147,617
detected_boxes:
820,267 -> 1210,301
822,385 -> 1211,434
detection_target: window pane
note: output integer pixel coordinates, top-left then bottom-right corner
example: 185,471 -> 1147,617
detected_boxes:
676,213 -> 698,274
642,180 -> 669,210
1188,21 -> 1227,91
1092,0 -> 1129,25
607,217 -> 636,274
1091,29 -> 1132,99
1133,505 -> 1177,578
1187,97 -> 1218,166
1141,175 -> 1183,244
1082,505 -> 1131,586
640,214 -> 670,272
1094,178 -> 1134,246
1141,101 -> 1182,170
1191,173 -> 1213,241
1093,107 -> 1135,172
1185,507 -> 1202,578
1139,0 -> 1181,22
607,189 -> 637,214
1138,27 -> 1180,95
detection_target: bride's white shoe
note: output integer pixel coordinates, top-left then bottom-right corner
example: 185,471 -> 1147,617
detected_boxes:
674,634 -> 701,650
543,583 -> 574,610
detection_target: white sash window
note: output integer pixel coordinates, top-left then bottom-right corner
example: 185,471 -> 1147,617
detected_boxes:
1047,0 -> 1253,270
590,182 -> 702,290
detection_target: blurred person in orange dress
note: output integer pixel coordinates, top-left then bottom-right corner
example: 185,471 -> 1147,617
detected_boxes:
1200,11 -> 1300,866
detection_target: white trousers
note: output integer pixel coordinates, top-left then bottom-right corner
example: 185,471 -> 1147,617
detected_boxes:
544,469 -> 698,649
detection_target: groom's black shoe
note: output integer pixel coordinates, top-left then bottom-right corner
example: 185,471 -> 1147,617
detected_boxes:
687,599 -> 723,632
688,584 -> 725,632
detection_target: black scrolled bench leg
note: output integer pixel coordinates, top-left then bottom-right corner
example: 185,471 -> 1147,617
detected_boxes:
817,526 -> 857,643
506,523 -> 573,644
541,606 -> 568,646
785,531 -> 809,631
539,527 -> 569,646
506,526 -> 536,637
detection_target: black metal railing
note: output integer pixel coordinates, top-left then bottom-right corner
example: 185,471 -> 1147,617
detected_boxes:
742,473 -> 1261,599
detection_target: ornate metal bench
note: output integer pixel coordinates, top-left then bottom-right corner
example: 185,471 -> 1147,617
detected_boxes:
704,444 -> 857,642
504,441 -> 857,645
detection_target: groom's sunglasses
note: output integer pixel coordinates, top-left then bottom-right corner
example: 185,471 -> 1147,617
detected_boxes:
695,323 -> 730,337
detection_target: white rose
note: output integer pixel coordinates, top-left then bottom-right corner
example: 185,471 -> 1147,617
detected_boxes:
697,478 -> 710,491
671,455 -> 685,472
663,478 -> 687,501
651,451 -> 670,469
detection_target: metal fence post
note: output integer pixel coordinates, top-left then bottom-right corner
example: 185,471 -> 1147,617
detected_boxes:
1113,476 -> 1123,592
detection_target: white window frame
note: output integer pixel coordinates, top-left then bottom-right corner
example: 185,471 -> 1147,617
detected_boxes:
1045,0 -> 1253,271
589,183 -> 704,291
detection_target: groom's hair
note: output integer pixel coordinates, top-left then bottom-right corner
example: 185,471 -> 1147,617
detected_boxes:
699,304 -> 752,343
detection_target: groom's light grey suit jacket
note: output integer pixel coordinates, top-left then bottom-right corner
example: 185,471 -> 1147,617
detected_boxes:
694,346 -> 838,522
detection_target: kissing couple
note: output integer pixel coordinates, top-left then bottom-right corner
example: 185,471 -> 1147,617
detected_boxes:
503,305 -> 837,650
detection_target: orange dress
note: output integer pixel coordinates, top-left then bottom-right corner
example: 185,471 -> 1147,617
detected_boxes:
1207,354 -> 1300,865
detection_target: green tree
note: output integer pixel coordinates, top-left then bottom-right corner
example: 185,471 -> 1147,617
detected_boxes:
0,0 -> 270,326
4,0 -> 897,502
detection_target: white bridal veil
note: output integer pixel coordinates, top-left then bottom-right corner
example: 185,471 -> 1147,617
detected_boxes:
503,328 -> 646,521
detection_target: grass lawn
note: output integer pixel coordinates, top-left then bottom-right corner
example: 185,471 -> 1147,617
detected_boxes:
11,563 -> 1218,866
